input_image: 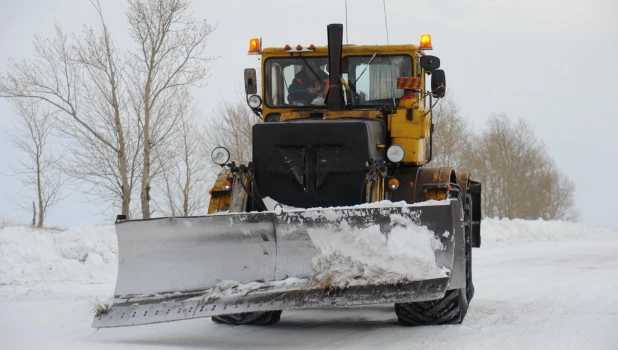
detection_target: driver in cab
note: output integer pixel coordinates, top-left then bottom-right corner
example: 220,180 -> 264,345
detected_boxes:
288,61 -> 329,105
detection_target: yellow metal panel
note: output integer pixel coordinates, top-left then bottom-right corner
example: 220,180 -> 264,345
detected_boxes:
279,111 -> 313,122
391,122 -> 425,138
207,195 -> 230,214
413,109 -> 427,126
390,110 -> 429,137
207,171 -> 233,214
278,110 -> 383,122
323,110 -> 382,120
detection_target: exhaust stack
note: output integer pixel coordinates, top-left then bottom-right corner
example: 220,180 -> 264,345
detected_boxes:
326,24 -> 344,110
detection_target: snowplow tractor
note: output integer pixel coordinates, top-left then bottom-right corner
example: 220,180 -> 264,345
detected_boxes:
93,23 -> 481,329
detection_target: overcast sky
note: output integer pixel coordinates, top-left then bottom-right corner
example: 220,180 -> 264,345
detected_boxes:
1,0 -> 617,228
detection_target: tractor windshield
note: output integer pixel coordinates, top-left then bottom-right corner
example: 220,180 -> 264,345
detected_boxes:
345,55 -> 413,106
264,55 -> 413,108
264,57 -> 329,107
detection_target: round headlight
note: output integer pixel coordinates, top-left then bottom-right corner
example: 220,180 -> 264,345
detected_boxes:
387,145 -> 405,163
211,147 -> 230,165
248,95 -> 262,109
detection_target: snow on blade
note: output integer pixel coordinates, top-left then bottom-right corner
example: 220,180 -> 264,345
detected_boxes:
267,199 -> 452,288
305,210 -> 448,289
262,196 -> 450,212
198,204 -> 450,299
196,278 -> 309,302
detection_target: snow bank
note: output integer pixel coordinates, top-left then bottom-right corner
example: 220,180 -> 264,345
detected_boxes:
481,218 -> 618,247
1,215 -> 616,288
0,225 -> 117,285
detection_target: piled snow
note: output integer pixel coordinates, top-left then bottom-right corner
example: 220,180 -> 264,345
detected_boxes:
263,198 -> 453,288
481,218 -> 617,247
305,211 -> 448,289
198,210 -> 448,298
0,225 -> 117,285
0,216 -> 616,288
262,196 -> 449,212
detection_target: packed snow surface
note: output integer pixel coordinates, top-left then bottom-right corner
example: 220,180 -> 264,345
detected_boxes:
1,219 -> 617,349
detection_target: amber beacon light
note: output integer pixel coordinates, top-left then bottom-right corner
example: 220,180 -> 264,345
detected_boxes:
248,38 -> 261,54
419,34 -> 432,50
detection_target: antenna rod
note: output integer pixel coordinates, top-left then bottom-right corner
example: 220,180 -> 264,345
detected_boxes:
383,0 -> 390,45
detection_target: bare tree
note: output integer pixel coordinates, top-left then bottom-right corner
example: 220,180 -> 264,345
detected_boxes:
151,93 -> 212,217
430,95 -> 472,169
468,113 -> 579,221
151,89 -> 259,218
428,94 -> 579,221
126,0 -> 215,219
544,170 -> 580,221
32,202 -> 36,226
470,114 -> 537,219
0,1 -> 139,218
5,99 -> 65,227
66,0 -> 142,218
205,93 -> 258,164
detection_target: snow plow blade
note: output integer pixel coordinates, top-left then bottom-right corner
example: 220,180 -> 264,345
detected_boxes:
93,200 -> 461,328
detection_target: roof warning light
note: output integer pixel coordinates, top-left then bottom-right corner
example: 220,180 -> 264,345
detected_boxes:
420,34 -> 432,50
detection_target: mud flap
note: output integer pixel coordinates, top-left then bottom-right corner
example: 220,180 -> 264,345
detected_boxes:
93,200 -> 461,328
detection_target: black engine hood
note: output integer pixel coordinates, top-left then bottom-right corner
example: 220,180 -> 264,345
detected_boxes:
252,119 -> 386,209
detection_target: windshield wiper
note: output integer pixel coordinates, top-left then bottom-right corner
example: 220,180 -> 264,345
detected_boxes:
350,52 -> 378,89
300,56 -> 326,88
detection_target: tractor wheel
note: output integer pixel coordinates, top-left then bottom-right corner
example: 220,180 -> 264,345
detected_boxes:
464,193 -> 475,302
209,185 -> 283,327
212,310 -> 283,326
394,194 -> 473,325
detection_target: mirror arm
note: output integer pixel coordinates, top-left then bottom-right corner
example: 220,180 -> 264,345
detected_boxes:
245,94 -> 263,119
426,92 -> 434,163
428,123 -> 434,163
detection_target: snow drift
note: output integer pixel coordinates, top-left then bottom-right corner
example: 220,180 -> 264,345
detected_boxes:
0,225 -> 117,285
0,218 -> 615,286
481,218 -> 616,247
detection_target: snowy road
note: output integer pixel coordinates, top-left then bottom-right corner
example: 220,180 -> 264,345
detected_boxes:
2,238 -> 617,350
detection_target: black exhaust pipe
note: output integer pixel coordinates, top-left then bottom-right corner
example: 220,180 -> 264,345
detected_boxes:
326,24 -> 344,110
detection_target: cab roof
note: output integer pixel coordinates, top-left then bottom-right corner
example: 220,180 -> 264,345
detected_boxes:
261,44 -> 420,56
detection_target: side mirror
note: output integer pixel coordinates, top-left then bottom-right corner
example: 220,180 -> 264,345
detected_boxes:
420,55 -> 440,71
244,68 -> 257,95
431,69 -> 446,98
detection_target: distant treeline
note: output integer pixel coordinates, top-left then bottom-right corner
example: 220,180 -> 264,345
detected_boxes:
431,97 -> 578,221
